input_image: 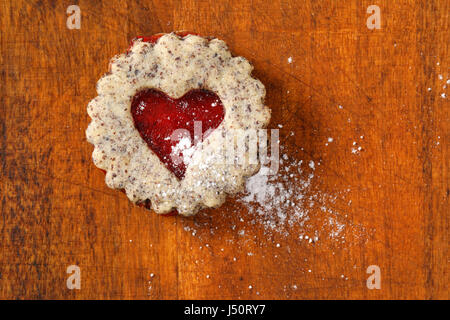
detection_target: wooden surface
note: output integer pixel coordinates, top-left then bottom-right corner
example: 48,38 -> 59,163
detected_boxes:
0,0 -> 448,300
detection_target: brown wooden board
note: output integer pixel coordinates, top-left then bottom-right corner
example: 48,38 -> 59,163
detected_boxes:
0,0 -> 448,299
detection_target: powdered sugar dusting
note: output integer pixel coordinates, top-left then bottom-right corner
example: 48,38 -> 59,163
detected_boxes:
178,123 -> 370,248
171,136 -> 195,165
237,142 -> 354,241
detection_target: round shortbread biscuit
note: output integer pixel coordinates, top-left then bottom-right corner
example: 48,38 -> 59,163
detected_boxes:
86,33 -> 271,215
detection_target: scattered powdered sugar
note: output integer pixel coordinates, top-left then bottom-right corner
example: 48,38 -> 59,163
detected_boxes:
147,273 -> 156,296
350,138 -> 364,155
179,128 -> 369,245
241,166 -> 274,205
237,147 -> 352,240
234,127 -> 366,241
171,136 -> 195,165
176,111 -> 372,297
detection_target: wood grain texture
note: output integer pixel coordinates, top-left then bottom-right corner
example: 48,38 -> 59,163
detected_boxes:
0,0 -> 448,299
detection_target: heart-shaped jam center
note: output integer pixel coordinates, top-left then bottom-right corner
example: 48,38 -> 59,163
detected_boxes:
131,89 -> 225,180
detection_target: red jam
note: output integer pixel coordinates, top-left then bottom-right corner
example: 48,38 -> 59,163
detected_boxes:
131,88 -> 225,180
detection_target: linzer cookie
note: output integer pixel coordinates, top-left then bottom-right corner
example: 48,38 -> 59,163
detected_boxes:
86,32 -> 271,215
